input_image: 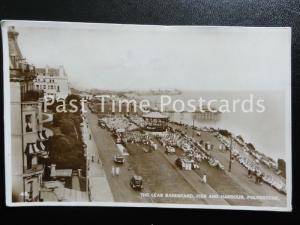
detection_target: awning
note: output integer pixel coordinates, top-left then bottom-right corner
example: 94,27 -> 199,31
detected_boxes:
25,141 -> 49,158
36,140 -> 46,151
39,152 -> 49,158
142,111 -> 169,119
38,130 -> 49,140
25,143 -> 40,155
38,131 -> 46,140
36,140 -> 49,158
42,130 -> 48,139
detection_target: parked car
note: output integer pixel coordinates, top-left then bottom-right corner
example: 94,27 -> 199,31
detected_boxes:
116,137 -> 123,144
98,119 -> 106,128
114,154 -> 125,164
175,157 -> 183,169
165,146 -> 175,154
130,175 -> 143,191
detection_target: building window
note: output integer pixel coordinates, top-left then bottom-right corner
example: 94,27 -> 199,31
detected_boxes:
25,114 -> 33,133
27,155 -> 33,170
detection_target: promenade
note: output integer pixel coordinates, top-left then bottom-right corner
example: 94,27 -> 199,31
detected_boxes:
81,112 -> 114,202
168,122 -> 287,206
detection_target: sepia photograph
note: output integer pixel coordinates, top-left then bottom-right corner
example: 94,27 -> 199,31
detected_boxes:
1,20 -> 292,211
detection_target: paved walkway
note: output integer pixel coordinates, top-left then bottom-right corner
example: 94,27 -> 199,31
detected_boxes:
82,112 -> 114,202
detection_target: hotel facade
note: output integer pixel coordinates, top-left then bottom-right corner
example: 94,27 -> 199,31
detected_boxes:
9,26 -> 51,202
33,65 -> 70,99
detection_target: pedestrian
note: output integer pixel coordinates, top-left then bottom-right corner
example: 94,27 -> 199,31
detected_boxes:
89,134 -> 91,140
111,166 -> 115,176
259,172 -> 264,184
255,171 -> 259,184
248,169 -> 251,178
115,167 -> 120,176
200,174 -> 207,184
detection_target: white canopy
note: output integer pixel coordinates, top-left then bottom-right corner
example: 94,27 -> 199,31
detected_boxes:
142,112 -> 168,119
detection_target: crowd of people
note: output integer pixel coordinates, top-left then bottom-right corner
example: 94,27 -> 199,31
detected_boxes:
128,115 -> 146,128
122,131 -> 152,145
156,129 -> 225,171
100,115 -> 139,131
216,133 -> 286,194
99,114 -> 286,194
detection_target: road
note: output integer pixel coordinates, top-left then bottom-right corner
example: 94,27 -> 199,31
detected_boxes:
85,108 -> 286,207
86,109 -> 145,202
85,109 -> 208,204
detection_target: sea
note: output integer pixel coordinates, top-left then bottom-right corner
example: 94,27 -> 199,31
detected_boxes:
140,90 -> 287,161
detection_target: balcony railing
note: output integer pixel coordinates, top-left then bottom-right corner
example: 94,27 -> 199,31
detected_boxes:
22,90 -> 43,102
23,164 -> 44,177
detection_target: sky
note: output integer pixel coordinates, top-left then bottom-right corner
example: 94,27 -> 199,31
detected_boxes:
3,21 -> 291,160
11,22 -> 291,91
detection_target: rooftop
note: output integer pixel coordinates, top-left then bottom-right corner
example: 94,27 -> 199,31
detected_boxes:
35,65 -> 67,77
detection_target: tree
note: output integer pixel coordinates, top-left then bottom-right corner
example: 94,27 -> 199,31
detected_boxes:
59,119 -> 75,135
47,135 -> 85,170
48,135 -> 72,155
246,143 -> 256,151
219,129 -> 231,137
66,94 -> 82,113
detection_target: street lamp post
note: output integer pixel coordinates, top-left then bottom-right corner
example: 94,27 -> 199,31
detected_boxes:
228,133 -> 233,172
192,117 -> 195,138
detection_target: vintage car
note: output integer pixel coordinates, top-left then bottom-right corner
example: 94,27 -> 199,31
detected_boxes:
116,137 -> 123,144
97,119 -> 106,128
130,175 -> 143,191
165,146 -> 175,154
114,154 -> 125,164
175,157 -> 183,169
